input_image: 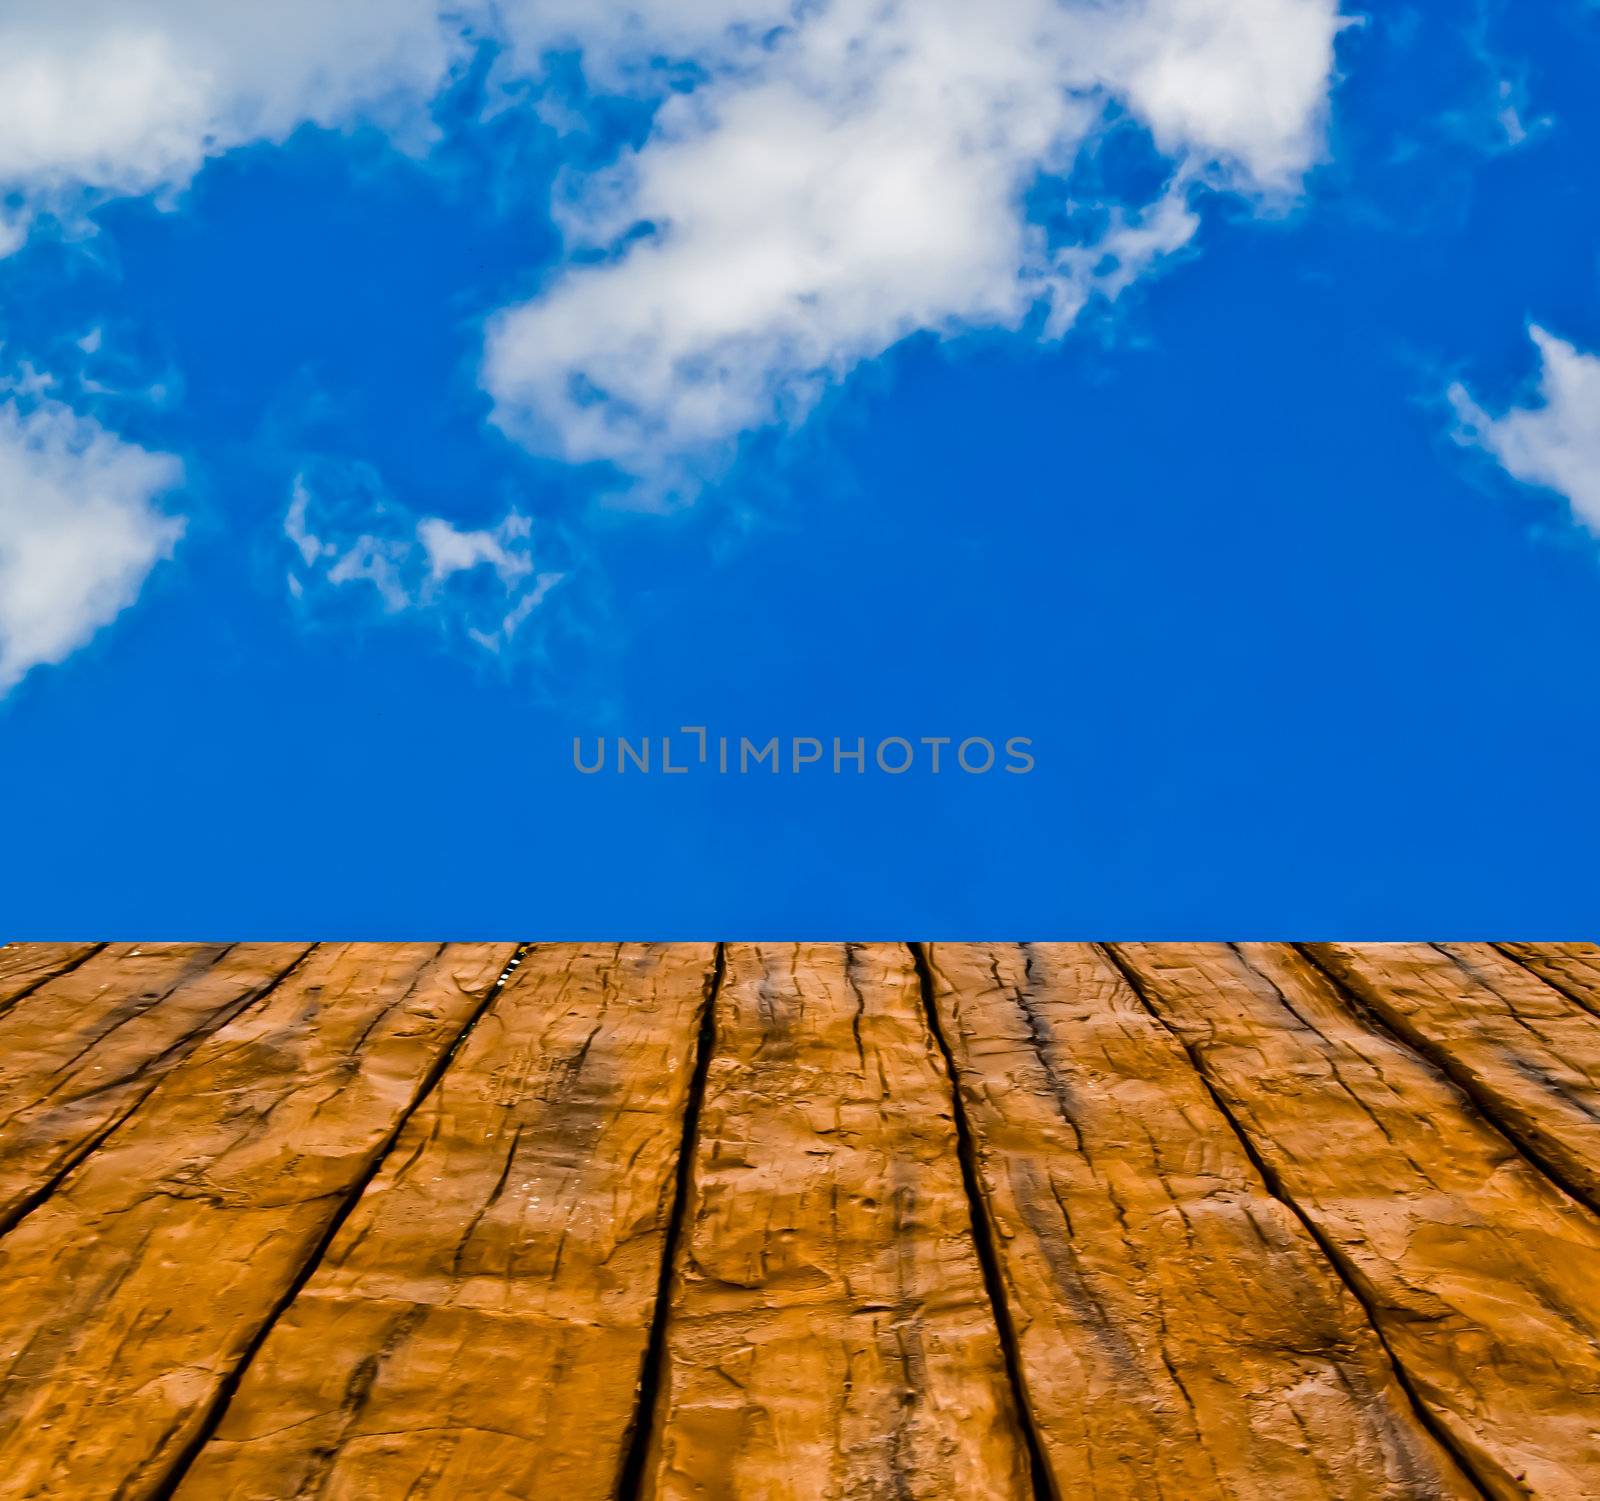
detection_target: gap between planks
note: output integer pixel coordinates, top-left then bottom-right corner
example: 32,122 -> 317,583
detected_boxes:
1096,944 -> 1499,1501
145,942 -> 535,1501
910,941 -> 1058,1501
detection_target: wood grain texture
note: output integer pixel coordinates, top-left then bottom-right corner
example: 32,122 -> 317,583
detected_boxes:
1307,942 -> 1600,1209
174,942 -> 718,1501
0,942 -> 102,1012
0,942 -> 516,1501
639,942 -> 1034,1501
1497,941 -> 1600,1019
1112,941 -> 1600,1501
0,942 -> 313,1227
924,942 -> 1474,1501
6,940 -> 1600,1500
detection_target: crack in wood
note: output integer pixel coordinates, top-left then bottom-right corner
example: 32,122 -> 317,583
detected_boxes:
2,942 -> 1599,1501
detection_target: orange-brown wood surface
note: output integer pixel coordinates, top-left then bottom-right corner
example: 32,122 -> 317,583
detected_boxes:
2,939 -> 1599,1500
0,941 -> 101,1012
1113,942 -> 1600,1501
175,943 -> 717,1501
0,942 -> 313,1227
1496,940 -> 1600,1018
0,942 -> 516,1501
1307,942 -> 1600,1208
639,944 -> 1034,1500
924,943 -> 1472,1500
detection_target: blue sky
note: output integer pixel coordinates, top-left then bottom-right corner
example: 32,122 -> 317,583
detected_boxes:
1,0 -> 1598,937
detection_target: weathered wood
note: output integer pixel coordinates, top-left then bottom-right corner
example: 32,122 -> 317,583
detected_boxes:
1497,942 -> 1600,1020
924,942 -> 1474,1500
1308,942 -> 1600,1209
0,943 -> 219,1034
1112,941 -> 1600,1501
640,942 -> 1035,1501
0,942 -> 516,1501
0,942 -> 313,1226
0,942 -> 103,1012
175,942 -> 718,1501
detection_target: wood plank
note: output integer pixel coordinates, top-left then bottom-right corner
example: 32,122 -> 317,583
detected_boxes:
639,942 -> 1035,1501
1497,942 -> 1600,1019
174,942 -> 718,1501
924,942 -> 1474,1500
1307,942 -> 1600,1208
0,942 -> 103,1012
0,941 -> 517,1501
1112,941 -> 1600,1501
0,942 -> 219,1030
0,942 -> 313,1227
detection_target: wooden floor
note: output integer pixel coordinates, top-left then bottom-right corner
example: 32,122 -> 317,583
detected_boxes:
2,943 -> 1599,1500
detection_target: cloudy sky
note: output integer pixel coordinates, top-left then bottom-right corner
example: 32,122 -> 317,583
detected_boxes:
1,0 -> 1597,934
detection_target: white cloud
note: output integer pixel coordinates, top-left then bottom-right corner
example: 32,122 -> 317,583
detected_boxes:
493,0 -> 793,77
418,512 -> 535,587
0,0 -> 1345,483
0,396 -> 183,694
0,214 -> 26,261
0,0 -> 1348,674
0,0 -> 796,229
1113,0 -> 1348,187
0,0 -> 466,242
286,475 -> 562,652
484,0 -> 1346,481
1451,327 -> 1600,536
